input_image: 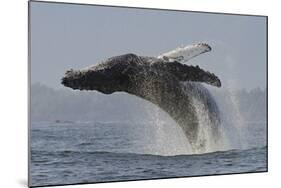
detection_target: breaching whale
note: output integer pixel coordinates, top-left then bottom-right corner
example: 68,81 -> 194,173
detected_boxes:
61,43 -> 222,151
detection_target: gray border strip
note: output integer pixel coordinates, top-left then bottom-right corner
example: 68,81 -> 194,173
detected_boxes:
28,1 -> 31,187
28,0 -> 268,187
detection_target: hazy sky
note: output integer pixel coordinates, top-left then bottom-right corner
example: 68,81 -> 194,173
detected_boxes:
30,1 -> 267,90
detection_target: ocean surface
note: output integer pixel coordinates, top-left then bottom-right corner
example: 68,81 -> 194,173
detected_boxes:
30,121 -> 267,187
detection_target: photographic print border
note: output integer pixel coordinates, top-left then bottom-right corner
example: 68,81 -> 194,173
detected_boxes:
28,1 -> 268,187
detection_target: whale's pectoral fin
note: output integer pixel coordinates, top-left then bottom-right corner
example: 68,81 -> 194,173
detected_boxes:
158,43 -> 212,63
179,43 -> 211,62
163,62 -> 221,87
167,56 -> 184,62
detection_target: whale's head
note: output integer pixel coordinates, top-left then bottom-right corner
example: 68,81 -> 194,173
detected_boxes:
61,54 -> 138,94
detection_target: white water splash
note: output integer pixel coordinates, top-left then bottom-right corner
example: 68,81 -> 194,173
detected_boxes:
131,76 -> 255,156
135,82 -> 230,156
191,96 -> 230,154
214,82 -> 250,150
140,105 -> 192,156
184,82 -> 231,154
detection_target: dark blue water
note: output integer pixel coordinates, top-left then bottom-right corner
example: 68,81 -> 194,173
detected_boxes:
30,121 -> 267,187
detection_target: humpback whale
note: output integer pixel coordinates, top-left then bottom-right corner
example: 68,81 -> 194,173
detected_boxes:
61,43 -> 222,151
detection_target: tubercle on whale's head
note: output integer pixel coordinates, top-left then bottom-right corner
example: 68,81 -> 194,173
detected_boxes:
61,61 -> 132,94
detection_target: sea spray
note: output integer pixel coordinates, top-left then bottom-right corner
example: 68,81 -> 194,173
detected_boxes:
212,85 -> 250,150
140,81 -> 255,155
138,82 -> 229,155
183,82 -> 230,154
141,104 -> 192,156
